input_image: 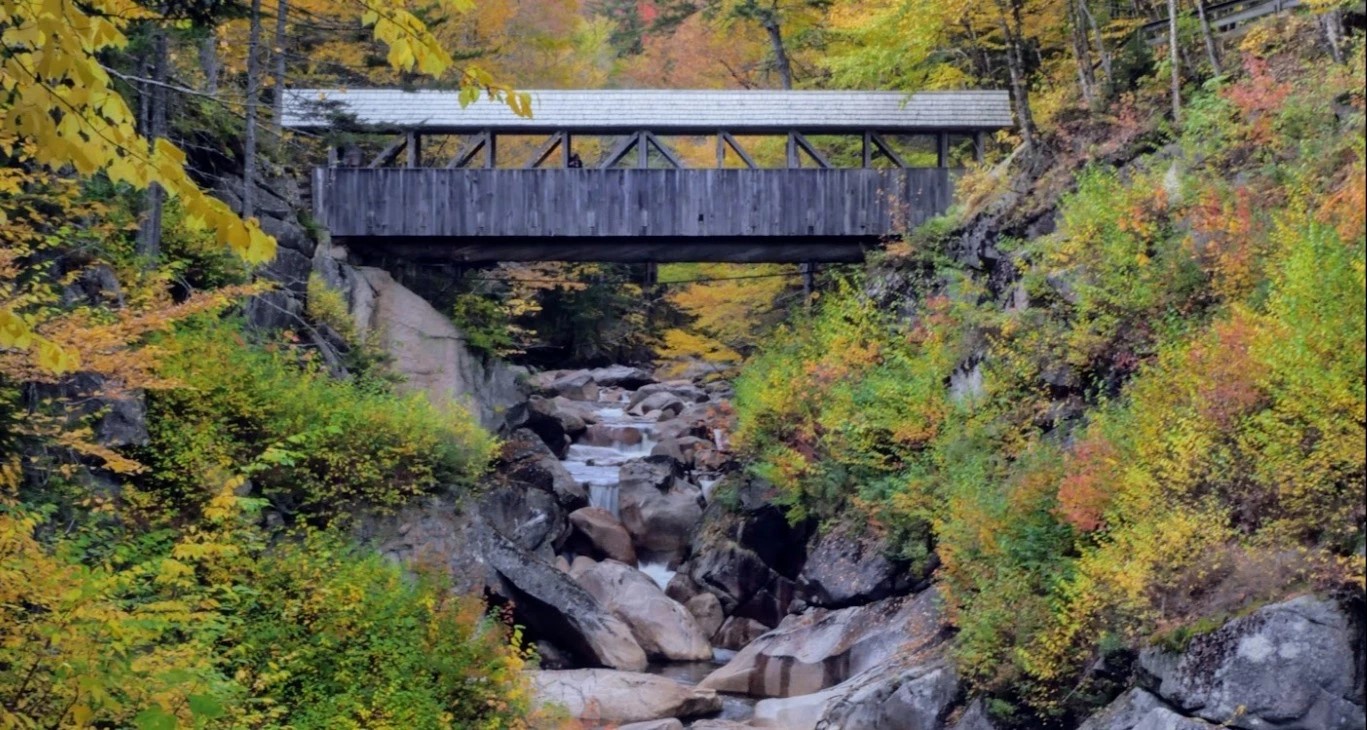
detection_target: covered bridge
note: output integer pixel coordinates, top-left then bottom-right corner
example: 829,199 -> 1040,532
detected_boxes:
284,88 -> 1013,263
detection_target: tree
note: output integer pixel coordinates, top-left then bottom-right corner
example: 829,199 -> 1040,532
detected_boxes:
0,0 -> 529,366
708,0 -> 831,89
1168,0 -> 1181,121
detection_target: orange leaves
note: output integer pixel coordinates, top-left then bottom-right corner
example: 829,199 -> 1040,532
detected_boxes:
1185,312 -> 1265,428
1056,433 -> 1119,532
1187,184 -> 1272,300
1224,56 -> 1295,143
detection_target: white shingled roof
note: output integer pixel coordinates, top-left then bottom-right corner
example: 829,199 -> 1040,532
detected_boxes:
282,88 -> 1013,133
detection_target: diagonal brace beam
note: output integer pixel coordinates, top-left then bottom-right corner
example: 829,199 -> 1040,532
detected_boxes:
368,135 -> 407,168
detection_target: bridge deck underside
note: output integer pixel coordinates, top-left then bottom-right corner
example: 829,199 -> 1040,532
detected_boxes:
316,168 -> 954,263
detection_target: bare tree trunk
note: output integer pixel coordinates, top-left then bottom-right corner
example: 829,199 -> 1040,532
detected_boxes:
1079,0 -> 1113,92
997,0 -> 1038,147
1194,0 -> 1222,75
244,0 -> 263,219
1168,0 -> 1181,123
762,16 -> 793,89
1322,10 -> 1344,64
1070,0 -> 1097,107
200,33 -> 220,94
272,0 -> 288,137
138,29 -> 168,260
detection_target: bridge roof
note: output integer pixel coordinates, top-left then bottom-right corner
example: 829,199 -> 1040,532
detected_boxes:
282,88 -> 1013,134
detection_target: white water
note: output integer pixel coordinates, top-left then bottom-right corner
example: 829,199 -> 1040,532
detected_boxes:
637,561 -> 676,591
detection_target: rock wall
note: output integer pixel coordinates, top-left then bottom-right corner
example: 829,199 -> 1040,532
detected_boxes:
343,261 -> 523,431
224,164 -> 525,432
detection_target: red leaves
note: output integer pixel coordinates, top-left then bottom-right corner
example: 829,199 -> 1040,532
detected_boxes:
1056,434 -> 1118,533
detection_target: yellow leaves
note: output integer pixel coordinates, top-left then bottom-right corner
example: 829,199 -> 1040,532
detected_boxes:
0,307 -> 32,348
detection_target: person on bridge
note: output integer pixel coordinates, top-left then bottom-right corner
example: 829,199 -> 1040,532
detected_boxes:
568,152 -> 583,168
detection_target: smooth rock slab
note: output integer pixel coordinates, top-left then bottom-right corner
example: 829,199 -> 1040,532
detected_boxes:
531,669 -> 721,724
699,588 -> 947,698
618,720 -> 684,730
1138,595 -> 1365,730
576,560 -> 713,662
481,529 -> 646,671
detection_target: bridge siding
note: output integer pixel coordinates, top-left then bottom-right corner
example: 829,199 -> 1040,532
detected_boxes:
316,168 -> 952,241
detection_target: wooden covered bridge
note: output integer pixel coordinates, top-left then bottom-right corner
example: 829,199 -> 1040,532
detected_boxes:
283,89 -> 1013,263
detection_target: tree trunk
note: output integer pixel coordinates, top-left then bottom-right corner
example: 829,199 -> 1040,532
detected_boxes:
1194,0 -> 1222,75
1070,0 -> 1097,107
272,0 -> 288,137
1168,0 -> 1181,123
137,28 -> 168,261
997,0 -> 1038,147
200,33 -> 220,94
1079,0 -> 1113,92
762,17 -> 793,90
1322,10 -> 1344,64
244,0 -> 263,219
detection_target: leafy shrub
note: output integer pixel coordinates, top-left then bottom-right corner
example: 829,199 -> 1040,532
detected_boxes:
0,492 -> 538,730
138,317 -> 495,522
451,291 -> 518,356
731,47 -> 1366,719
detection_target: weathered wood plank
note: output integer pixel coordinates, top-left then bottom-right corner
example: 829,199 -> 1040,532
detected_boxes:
318,168 -> 957,260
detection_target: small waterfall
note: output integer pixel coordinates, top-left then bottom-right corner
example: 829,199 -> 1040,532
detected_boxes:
637,561 -> 676,591
589,483 -> 620,519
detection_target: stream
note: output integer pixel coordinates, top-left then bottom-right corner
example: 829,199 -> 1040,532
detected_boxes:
558,387 -> 756,724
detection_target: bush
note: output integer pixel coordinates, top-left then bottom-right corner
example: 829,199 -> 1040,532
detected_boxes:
138,318 -> 495,522
0,498 -> 538,730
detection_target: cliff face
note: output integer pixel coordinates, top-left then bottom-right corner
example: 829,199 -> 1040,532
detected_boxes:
226,169 -> 525,433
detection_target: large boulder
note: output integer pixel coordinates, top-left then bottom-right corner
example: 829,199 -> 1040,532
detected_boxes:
528,369 -> 599,400
530,669 -> 720,724
1137,595 -> 1364,730
628,381 -> 708,410
618,720 -> 684,730
630,391 -> 687,418
688,540 -> 775,615
481,528 -> 646,671
651,436 -> 715,470
686,592 -> 725,639
349,266 -> 522,431
569,507 -> 638,564
352,495 -> 488,594
952,700 -> 1003,730
713,616 -> 770,651
1079,689 -> 1173,730
698,588 -> 949,698
498,429 -> 586,509
588,365 -> 656,389
799,521 -> 918,608
618,457 -> 704,561
575,560 -> 713,662
524,395 -> 585,457
745,649 -> 957,730
816,657 -> 959,730
478,482 -> 566,560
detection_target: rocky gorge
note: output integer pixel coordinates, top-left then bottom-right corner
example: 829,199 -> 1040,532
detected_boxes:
215,136 -> 1365,730
371,354 -> 1364,729
346,312 -> 1364,729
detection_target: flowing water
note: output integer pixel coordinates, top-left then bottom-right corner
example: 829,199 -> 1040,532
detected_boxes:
558,387 -> 753,722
